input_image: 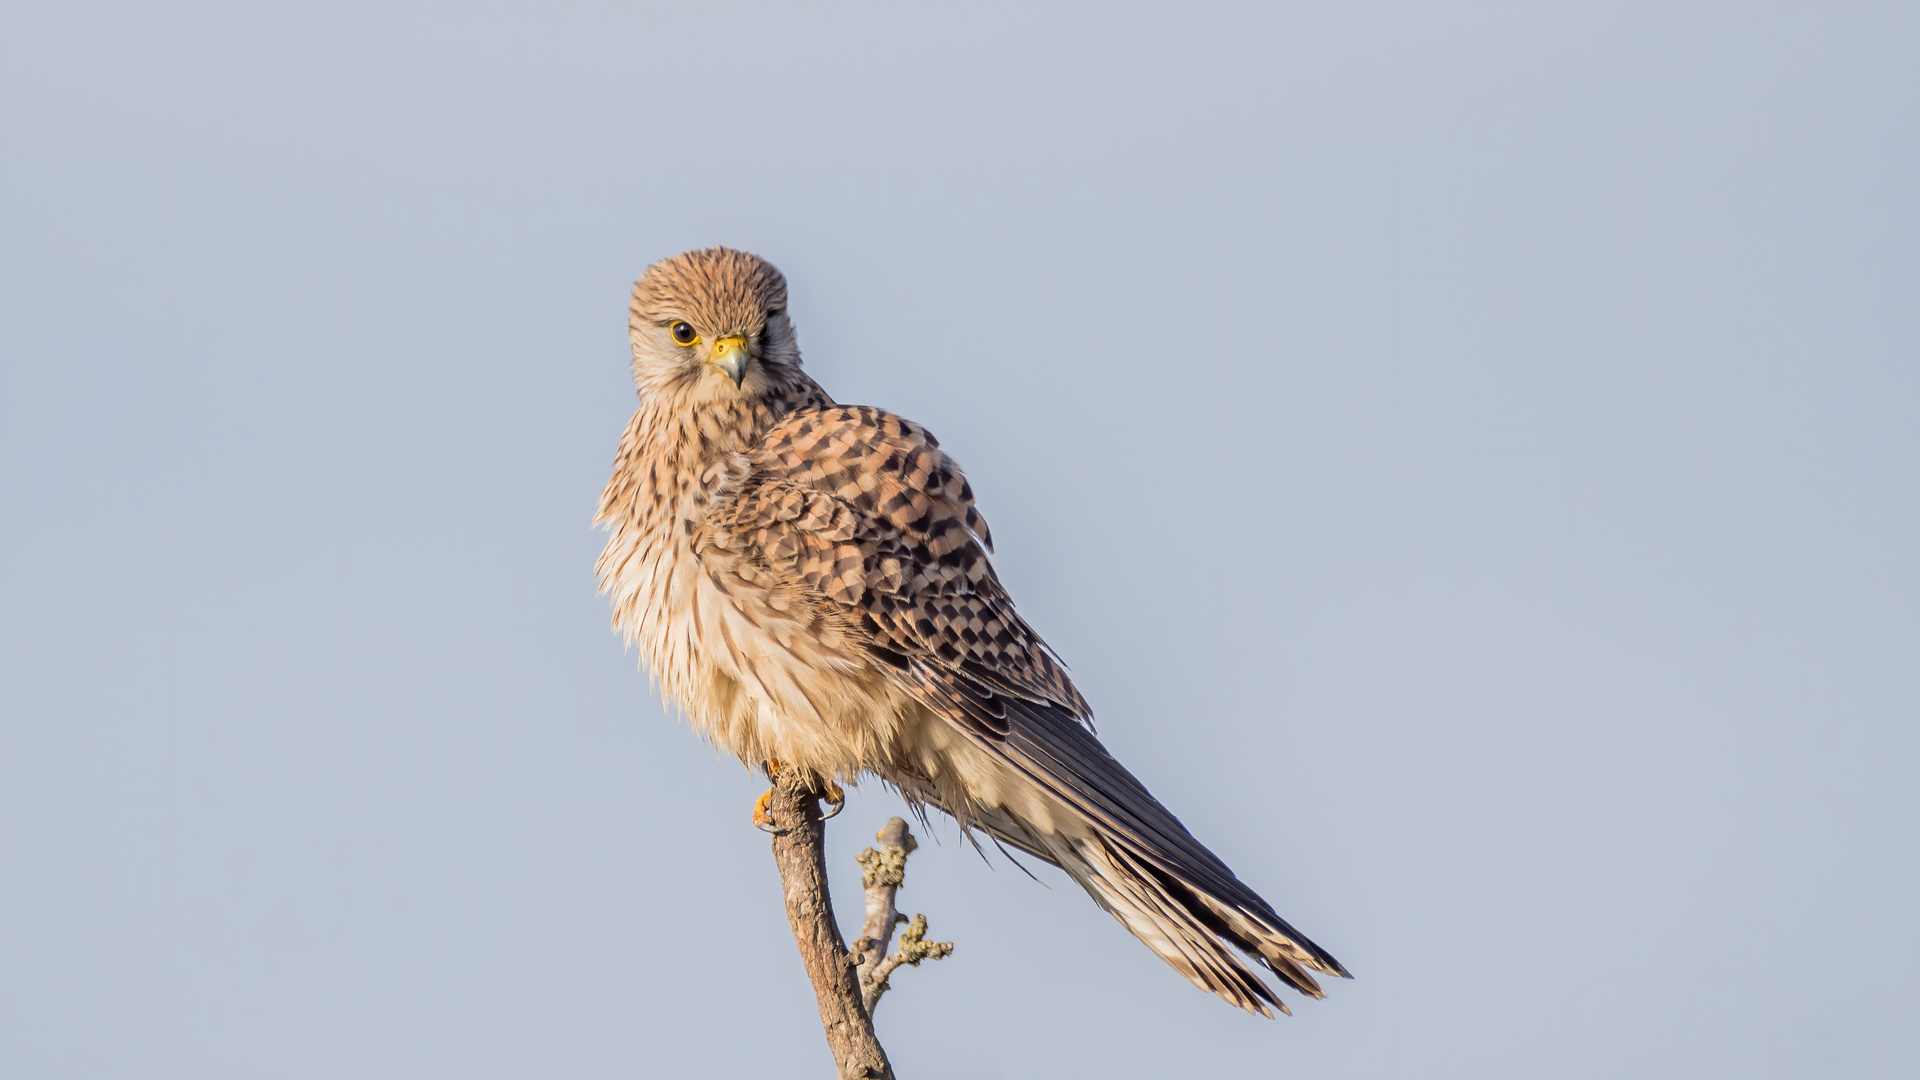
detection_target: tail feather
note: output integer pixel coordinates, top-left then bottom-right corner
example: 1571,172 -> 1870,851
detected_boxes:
898,659 -> 1347,1013
961,801 -> 1339,1017
1092,838 -> 1289,1015
1034,823 -> 1284,1016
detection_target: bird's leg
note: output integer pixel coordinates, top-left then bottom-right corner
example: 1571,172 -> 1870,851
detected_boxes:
753,759 -> 845,832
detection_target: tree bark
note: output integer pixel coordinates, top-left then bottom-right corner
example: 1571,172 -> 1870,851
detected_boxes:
767,770 -> 894,1080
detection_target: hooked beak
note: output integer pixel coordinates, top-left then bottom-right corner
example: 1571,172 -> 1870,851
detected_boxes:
709,335 -> 748,386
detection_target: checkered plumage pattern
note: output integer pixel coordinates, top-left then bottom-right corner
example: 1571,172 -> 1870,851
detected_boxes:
596,248 -> 1346,1014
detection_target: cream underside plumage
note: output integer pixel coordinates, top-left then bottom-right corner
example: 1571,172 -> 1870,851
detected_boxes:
596,247 -> 1346,1015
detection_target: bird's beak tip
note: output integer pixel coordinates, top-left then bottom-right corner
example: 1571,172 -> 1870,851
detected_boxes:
710,336 -> 749,387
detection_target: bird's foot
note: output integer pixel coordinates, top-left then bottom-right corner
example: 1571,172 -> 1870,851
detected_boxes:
818,777 -> 846,820
752,787 -> 781,832
752,760 -> 845,832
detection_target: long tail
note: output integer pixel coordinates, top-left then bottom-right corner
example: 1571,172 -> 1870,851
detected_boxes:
902,658 -> 1348,1015
969,803 -> 1347,1016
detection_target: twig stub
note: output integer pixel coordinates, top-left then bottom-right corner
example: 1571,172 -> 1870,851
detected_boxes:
852,817 -> 954,1014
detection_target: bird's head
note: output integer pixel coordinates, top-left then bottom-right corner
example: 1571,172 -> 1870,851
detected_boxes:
627,247 -> 802,402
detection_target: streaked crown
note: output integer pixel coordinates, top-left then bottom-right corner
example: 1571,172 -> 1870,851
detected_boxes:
630,247 -> 788,339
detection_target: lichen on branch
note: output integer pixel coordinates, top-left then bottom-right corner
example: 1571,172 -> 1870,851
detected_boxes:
850,817 -> 953,1014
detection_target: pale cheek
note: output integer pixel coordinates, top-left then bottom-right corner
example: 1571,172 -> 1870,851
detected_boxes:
630,338 -> 707,383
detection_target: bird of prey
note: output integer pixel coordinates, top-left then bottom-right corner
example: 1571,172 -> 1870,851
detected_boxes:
595,247 -> 1347,1015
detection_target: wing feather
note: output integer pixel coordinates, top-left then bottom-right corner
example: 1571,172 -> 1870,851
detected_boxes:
700,403 -> 1347,1000
705,405 -> 1081,714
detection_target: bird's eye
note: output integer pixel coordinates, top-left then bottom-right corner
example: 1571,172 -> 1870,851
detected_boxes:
670,321 -> 698,345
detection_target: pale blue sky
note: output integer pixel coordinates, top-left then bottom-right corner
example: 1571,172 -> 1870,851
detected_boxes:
2,3 -> 1915,1077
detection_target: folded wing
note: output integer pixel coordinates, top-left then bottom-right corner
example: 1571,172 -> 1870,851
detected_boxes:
702,404 -> 1347,1012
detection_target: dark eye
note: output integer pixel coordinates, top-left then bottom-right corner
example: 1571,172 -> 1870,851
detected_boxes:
670,321 -> 697,345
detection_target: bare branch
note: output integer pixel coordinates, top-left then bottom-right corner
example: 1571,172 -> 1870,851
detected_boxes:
852,818 -> 912,969
851,817 -> 954,1015
860,913 -> 956,1013
765,770 -> 893,1080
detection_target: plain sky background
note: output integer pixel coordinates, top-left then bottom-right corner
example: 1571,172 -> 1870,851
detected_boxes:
2,2 -> 1916,1077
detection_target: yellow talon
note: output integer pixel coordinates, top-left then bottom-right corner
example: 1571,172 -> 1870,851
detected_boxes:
819,777 -> 846,820
751,760 -> 845,830
752,788 -> 778,831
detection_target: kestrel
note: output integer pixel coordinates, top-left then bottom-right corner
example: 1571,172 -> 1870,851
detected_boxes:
595,248 -> 1347,1015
